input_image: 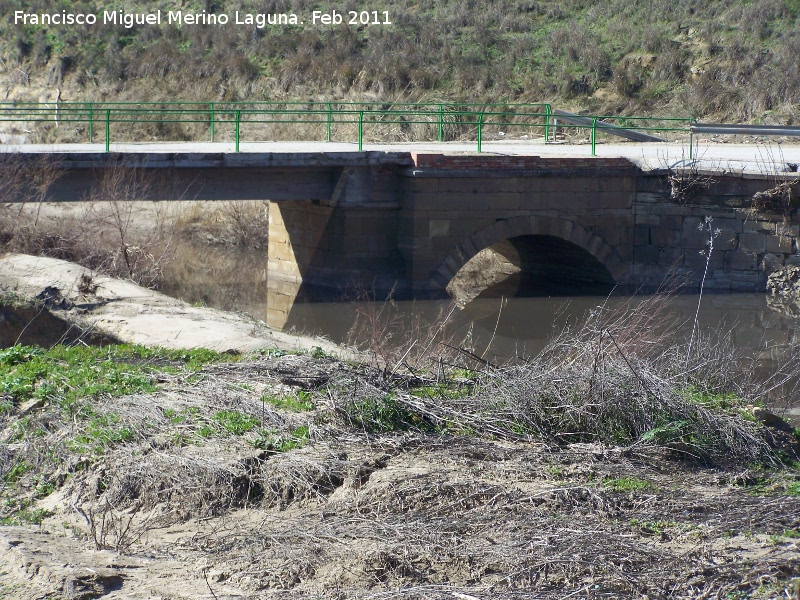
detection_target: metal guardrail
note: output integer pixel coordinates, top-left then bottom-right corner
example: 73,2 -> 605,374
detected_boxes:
689,123 -> 800,161
0,100 -> 694,155
692,123 -> 800,137
552,109 -> 667,143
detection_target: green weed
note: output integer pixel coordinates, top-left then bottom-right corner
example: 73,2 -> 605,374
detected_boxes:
69,413 -> 135,456
212,410 -> 259,435
263,390 -> 314,412
0,344 -> 230,415
411,382 -> 471,400
629,518 -> 675,536
344,393 -> 429,433
250,425 -> 310,453
2,461 -> 31,484
0,507 -> 53,526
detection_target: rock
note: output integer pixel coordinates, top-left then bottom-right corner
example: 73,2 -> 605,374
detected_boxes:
63,567 -> 124,599
767,265 -> 800,296
751,406 -> 795,433
766,265 -> 800,317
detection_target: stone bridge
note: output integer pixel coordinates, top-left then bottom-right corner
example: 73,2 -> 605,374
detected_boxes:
10,151 -> 800,327
266,153 -> 798,305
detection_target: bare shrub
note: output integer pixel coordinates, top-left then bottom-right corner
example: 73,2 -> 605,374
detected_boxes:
667,168 -> 716,203
0,159 -> 181,288
176,200 -> 270,249
74,499 -> 154,553
332,293 -> 777,467
344,286 -> 463,374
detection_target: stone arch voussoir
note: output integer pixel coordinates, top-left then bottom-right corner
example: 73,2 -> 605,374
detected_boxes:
430,216 -> 629,291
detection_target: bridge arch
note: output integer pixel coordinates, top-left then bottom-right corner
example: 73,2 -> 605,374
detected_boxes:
429,215 -> 629,295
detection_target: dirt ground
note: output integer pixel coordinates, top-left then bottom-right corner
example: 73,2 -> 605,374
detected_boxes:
2,352 -> 800,600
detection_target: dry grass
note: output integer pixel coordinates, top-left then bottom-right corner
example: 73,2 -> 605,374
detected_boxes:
0,157 -> 180,287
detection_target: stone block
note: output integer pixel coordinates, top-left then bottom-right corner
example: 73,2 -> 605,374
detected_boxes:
660,214 -> 685,230
734,327 -> 766,349
432,236 -> 457,253
707,217 -> 743,234
634,225 -> 651,245
635,213 -> 660,226
684,249 -> 723,270
588,191 -> 632,209
517,192 -> 547,209
485,192 -> 523,211
544,191 -> 579,209
587,235 -> 605,255
682,229 -> 711,250
727,251 -> 757,271
765,234 -> 792,253
558,219 -> 576,240
429,220 -> 450,237
651,228 -> 681,247
658,246 -> 684,267
714,233 -> 738,252
635,192 -> 664,203
743,220 -> 776,234
634,245 -> 660,264
738,232 -> 766,253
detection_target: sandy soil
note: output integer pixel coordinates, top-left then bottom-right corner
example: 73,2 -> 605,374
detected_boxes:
1,352 -> 799,600
0,253 -> 343,356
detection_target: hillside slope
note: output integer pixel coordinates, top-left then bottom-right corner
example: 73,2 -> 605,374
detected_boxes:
1,0 -> 799,128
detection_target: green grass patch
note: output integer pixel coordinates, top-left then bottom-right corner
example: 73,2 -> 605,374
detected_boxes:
0,507 -> 53,526
212,410 -> 259,435
0,495 -> 53,526
68,413 -> 136,456
344,393 -> 430,433
680,387 -> 748,412
250,425 -> 310,453
1,461 -> 31,484
263,390 -> 314,412
0,344 -> 232,414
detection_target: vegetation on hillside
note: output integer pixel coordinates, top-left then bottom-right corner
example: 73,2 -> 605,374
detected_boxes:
2,0 -> 800,124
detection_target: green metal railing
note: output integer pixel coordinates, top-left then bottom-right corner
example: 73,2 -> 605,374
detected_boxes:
0,100 -> 693,155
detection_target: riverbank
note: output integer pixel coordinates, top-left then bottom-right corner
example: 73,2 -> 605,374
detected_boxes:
1,262 -> 799,598
0,253 -> 343,355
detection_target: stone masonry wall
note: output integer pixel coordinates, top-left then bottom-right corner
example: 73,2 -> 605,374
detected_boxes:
633,174 -> 800,292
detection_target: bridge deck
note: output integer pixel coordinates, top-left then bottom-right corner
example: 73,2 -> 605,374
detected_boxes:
4,141 -> 800,175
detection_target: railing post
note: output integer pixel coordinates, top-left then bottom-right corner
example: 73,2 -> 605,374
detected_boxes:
209,102 -> 215,142
105,108 -> 110,152
544,103 -> 551,142
591,116 -> 597,156
358,111 -> 364,151
438,103 -> 444,142
326,102 -> 332,142
477,113 -> 484,153
689,120 -> 694,161
88,102 -> 93,142
235,110 -> 241,152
